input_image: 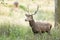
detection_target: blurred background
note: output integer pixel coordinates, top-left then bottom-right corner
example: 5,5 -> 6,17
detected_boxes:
0,0 -> 55,26
0,0 -> 58,40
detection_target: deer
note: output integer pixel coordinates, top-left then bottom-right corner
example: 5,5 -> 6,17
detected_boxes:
25,5 -> 52,35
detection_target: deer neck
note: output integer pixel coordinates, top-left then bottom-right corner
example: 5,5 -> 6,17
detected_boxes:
29,20 -> 35,27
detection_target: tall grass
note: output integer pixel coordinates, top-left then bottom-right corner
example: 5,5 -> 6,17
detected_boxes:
0,13 -> 60,40
0,6 -> 57,40
0,0 -> 58,40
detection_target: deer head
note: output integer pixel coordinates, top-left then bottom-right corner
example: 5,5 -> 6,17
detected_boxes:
25,5 -> 39,21
25,14 -> 33,21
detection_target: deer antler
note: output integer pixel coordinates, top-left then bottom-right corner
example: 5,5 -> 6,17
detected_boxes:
32,5 -> 39,15
26,5 -> 30,14
25,5 -> 39,15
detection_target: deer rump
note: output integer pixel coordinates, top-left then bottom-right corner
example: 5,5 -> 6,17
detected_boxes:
31,22 -> 52,34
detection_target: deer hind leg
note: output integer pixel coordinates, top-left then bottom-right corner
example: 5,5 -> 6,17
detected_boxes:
39,30 -> 42,35
46,31 -> 51,35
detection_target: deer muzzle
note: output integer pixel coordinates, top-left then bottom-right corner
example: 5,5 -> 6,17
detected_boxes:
25,19 -> 27,21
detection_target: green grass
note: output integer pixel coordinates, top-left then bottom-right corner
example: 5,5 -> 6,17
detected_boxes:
0,1 -> 57,40
0,8 -> 57,40
0,6 -> 56,40
35,10 -> 54,21
0,19 -> 60,40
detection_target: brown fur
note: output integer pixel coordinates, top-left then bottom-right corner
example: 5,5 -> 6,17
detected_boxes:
25,14 -> 52,35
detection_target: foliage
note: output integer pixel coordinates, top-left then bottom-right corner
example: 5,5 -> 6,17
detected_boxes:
0,0 -> 56,40
19,5 -> 27,11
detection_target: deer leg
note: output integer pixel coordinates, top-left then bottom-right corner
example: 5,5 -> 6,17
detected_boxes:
33,33 -> 37,35
39,31 -> 42,35
39,31 -> 41,34
32,31 -> 38,35
46,31 -> 51,35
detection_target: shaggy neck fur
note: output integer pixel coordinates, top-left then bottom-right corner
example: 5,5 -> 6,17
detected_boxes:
29,20 -> 35,27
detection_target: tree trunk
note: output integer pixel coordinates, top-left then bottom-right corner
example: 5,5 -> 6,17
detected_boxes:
55,0 -> 60,27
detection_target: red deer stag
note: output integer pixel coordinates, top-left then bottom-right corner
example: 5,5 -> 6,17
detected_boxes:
25,5 -> 52,35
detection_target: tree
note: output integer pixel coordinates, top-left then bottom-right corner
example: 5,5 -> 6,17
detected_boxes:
55,0 -> 60,27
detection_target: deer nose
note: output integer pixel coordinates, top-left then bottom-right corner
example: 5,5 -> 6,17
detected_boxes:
25,19 -> 27,21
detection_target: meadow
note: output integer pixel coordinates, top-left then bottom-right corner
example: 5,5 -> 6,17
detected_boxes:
0,9 -> 59,40
0,0 -> 60,40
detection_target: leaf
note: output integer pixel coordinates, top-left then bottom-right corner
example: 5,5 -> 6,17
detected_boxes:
19,5 -> 27,11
